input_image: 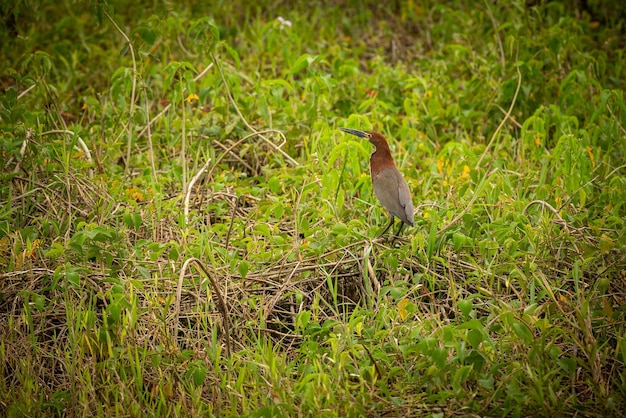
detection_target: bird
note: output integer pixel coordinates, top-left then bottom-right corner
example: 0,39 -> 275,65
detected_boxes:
339,127 -> 414,237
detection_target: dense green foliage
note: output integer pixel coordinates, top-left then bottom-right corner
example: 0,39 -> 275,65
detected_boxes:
1,0 -> 625,416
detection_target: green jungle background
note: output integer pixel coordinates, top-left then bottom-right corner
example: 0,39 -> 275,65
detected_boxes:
1,0 -> 625,416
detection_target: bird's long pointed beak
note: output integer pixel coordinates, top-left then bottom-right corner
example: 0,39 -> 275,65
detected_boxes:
339,127 -> 369,139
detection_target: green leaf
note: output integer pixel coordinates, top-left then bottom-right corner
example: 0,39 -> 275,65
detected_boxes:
222,42 -> 240,68
479,375 -> 494,389
238,260 -> 249,278
453,365 -> 473,386
511,321 -> 533,344
33,294 -> 46,311
289,54 -> 316,75
187,361 -> 207,387
332,223 -> 347,235
467,329 -> 483,348
452,232 -> 467,250
458,299 -> 472,318
45,243 -> 65,259
136,264 -> 151,279
137,26 -> 157,45
295,310 -> 311,331
556,357 -> 577,372
262,78 -> 295,92
66,269 -> 81,287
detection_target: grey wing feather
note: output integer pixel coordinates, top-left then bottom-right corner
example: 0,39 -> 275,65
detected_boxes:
373,168 -> 414,226
397,178 -> 414,226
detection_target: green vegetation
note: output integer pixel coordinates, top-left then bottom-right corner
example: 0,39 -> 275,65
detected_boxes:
1,0 -> 625,416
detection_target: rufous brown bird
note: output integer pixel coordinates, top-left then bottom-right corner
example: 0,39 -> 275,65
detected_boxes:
339,127 -> 414,237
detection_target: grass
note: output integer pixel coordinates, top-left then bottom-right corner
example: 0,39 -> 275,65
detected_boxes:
1,0 -> 625,416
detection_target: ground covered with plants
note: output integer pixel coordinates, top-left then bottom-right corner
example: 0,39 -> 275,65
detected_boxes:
1,0 -> 625,416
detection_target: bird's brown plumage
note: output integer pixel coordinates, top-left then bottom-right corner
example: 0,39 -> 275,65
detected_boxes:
339,128 -> 414,236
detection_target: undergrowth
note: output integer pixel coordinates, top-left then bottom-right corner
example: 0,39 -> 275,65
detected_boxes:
1,0 -> 625,416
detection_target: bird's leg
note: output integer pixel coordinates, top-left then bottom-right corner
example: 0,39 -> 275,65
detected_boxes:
394,221 -> 405,237
378,215 -> 395,238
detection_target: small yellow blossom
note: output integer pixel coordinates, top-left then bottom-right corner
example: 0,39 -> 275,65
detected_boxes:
586,146 -> 595,167
437,157 -> 444,174
125,186 -> 145,203
534,133 -> 541,147
460,164 -> 470,179
185,93 -> 199,104
398,298 -> 410,321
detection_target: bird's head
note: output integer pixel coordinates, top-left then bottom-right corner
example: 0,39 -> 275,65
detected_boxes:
338,127 -> 390,150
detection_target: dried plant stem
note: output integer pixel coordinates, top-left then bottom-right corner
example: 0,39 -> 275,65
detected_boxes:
225,195 -> 244,255
184,158 -> 212,230
206,129 -> 287,181
136,63 -> 214,140
144,88 -> 158,184
211,52 -> 298,166
475,59 -> 521,169
176,258 -> 231,357
41,130 -> 93,178
105,11 -> 137,175
181,82 -> 187,192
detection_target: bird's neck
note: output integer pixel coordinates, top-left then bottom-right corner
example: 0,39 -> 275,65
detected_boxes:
370,146 -> 396,175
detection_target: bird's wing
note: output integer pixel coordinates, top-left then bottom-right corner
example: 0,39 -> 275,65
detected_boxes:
397,178 -> 414,226
373,168 -> 414,226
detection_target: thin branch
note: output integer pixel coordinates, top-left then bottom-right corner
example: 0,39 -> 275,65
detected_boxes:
483,0 -> 505,70
212,140 -> 255,174
136,63 -> 214,140
17,83 -> 37,100
225,195 -> 244,255
522,200 -> 564,221
263,261 -> 301,322
476,58 -> 522,169
41,129 -> 94,178
6,128 -> 31,172
206,129 -> 287,181
144,88 -> 158,184
605,164 -> 626,179
437,169 -> 497,235
184,157 -> 212,229
211,52 -> 299,166
176,258 -> 231,357
181,81 -> 187,192
105,11 -> 137,174
495,103 -> 522,128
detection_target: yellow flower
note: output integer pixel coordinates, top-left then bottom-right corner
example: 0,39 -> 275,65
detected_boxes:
398,298 -> 410,321
460,164 -> 470,179
586,146 -> 595,167
185,93 -> 199,103
125,186 -> 145,203
534,133 -> 541,147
